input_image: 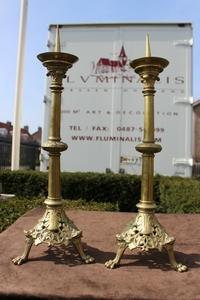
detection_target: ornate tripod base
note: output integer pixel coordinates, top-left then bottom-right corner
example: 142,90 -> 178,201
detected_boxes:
12,207 -> 95,265
105,212 -> 187,272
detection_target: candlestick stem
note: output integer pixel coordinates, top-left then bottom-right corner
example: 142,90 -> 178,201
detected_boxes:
12,26 -> 94,265
105,36 -> 187,272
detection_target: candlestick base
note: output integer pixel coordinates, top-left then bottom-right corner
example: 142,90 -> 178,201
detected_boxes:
12,207 -> 95,265
105,211 -> 187,272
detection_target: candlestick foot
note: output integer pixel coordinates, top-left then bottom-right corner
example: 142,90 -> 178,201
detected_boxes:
12,207 -> 95,265
165,242 -> 188,272
12,234 -> 33,265
105,212 -> 187,272
105,242 -> 127,269
72,238 -> 95,264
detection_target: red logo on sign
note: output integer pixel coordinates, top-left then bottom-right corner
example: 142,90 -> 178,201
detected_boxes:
95,46 -> 128,74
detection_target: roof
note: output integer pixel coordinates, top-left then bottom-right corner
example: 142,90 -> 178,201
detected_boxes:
49,22 -> 192,30
0,122 -> 11,130
97,58 -> 110,66
119,45 -> 127,58
193,100 -> 200,108
0,122 -> 31,138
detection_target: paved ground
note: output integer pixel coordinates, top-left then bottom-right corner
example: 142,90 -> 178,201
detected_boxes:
0,208 -> 199,299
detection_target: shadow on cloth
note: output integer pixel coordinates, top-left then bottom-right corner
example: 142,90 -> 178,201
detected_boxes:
0,293 -> 111,300
117,249 -> 200,271
26,242 -> 200,271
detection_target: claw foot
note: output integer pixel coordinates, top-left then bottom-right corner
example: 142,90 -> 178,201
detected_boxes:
72,238 -> 95,264
165,243 -> 188,273
175,263 -> 188,272
105,259 -> 118,269
82,255 -> 95,264
12,255 -> 28,265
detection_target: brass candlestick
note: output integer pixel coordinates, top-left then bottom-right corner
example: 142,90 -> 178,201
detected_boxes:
12,26 -> 94,265
105,35 -> 187,272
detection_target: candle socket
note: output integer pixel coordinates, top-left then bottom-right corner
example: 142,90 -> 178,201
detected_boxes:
105,37 -> 187,272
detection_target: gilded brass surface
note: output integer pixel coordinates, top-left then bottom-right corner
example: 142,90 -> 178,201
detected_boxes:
12,26 -> 94,265
105,35 -> 187,272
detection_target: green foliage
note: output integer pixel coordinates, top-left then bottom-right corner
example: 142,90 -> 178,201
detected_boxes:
1,170 -> 200,215
61,172 -> 141,211
157,176 -> 200,213
0,170 -> 48,198
0,197 -> 44,232
0,197 -> 117,233
62,198 -> 117,212
0,170 -> 140,212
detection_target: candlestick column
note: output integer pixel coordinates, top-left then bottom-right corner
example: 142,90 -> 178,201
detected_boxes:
12,26 -> 94,265
105,36 -> 187,272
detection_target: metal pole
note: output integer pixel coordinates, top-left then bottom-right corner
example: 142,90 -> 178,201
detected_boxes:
11,0 -> 28,170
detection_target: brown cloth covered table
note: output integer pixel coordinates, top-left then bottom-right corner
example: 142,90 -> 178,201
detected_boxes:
0,208 -> 199,299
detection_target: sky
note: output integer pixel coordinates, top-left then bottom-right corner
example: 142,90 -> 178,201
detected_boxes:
0,0 -> 200,133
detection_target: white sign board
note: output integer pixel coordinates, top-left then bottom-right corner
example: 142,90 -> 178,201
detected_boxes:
41,23 -> 193,177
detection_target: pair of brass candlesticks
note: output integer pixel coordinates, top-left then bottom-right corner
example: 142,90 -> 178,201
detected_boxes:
12,26 -> 187,272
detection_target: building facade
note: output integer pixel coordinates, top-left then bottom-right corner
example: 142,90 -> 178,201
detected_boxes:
0,121 -> 41,170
